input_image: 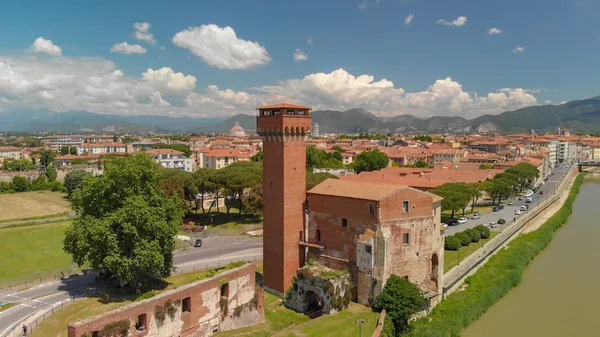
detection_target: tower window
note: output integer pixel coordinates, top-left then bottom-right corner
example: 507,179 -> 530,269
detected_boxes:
273,110 -> 281,116
341,218 -> 348,228
402,201 -> 409,213
287,110 -> 295,115
182,297 -> 191,313
369,204 -> 374,213
365,245 -> 372,253
316,230 -> 321,242
403,233 -> 409,245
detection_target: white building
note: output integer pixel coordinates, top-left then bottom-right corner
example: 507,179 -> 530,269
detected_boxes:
43,136 -> 84,152
146,149 -> 193,172
230,122 -> 246,137
0,146 -> 22,160
313,123 -> 320,137
76,142 -> 128,155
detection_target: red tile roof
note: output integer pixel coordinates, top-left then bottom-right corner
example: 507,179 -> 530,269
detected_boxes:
256,103 -> 312,110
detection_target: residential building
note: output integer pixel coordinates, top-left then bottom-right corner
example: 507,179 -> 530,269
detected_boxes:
0,146 -> 22,160
76,142 -> 128,155
43,136 -> 84,152
146,149 -> 193,172
201,148 -> 241,169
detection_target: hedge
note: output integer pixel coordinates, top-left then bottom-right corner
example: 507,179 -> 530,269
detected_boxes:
444,236 -> 461,251
474,225 -> 490,239
465,229 -> 481,243
407,173 -> 583,336
455,232 -> 471,246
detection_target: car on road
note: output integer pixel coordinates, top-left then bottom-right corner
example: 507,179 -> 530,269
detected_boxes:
515,209 -> 522,215
448,219 -> 459,226
471,213 -> 481,220
497,218 -> 507,225
488,221 -> 497,228
518,196 -> 524,201
524,191 -> 534,197
492,205 -> 504,212
507,201 -> 514,205
457,217 -> 468,224
193,239 -> 203,247
525,198 -> 533,203
520,205 -> 528,211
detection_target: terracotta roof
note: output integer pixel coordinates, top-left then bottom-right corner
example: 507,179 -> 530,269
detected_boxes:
203,148 -> 241,157
0,146 -> 21,151
256,103 -> 312,110
146,149 -> 184,155
54,154 -> 79,160
308,178 -> 407,201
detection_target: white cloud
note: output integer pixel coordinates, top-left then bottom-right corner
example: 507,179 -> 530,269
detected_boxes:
134,22 -> 156,45
110,42 -> 147,55
488,27 -> 502,35
0,56 -> 539,119
29,37 -> 62,56
513,45 -> 525,53
172,24 -> 271,70
544,100 -> 552,105
293,49 -> 308,61
358,0 -> 380,10
405,14 -> 414,25
307,38 -> 313,45
437,16 -> 468,27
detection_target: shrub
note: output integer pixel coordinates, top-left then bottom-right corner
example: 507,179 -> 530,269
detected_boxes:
455,232 -> 471,246
465,229 -> 481,242
98,319 -> 130,337
373,274 -> 427,335
444,236 -> 461,251
475,225 -> 491,239
10,176 -> 30,192
408,173 -> 584,336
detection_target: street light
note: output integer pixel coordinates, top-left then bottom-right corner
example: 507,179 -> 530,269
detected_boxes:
355,319 -> 365,337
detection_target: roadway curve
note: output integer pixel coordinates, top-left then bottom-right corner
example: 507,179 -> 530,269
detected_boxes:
0,236 -> 263,336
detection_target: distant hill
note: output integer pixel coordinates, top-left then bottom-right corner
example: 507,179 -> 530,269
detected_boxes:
3,95 -> 600,134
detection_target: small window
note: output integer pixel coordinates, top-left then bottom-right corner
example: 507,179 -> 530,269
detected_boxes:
287,110 -> 295,115
402,201 -> 409,213
369,204 -> 374,213
365,245 -> 372,253
316,230 -> 321,242
182,297 -> 191,313
403,275 -> 409,280
341,218 -> 348,228
403,233 -> 409,245
273,110 -> 281,116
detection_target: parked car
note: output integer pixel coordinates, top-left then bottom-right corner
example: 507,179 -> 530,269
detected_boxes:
497,219 -> 507,225
518,196 -> 524,201
507,201 -> 514,205
520,205 -> 528,211
524,191 -> 534,197
448,219 -> 459,226
498,205 -> 505,210
457,217 -> 468,224
539,190 -> 544,195
525,198 -> 533,204
489,222 -> 497,228
471,213 -> 481,220
492,207 -> 500,212
515,209 -> 522,215
193,239 -> 203,247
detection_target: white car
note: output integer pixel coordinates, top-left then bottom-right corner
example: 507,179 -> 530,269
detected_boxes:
489,221 -> 497,228
507,201 -> 514,205
471,213 -> 481,220
457,217 -> 468,224
515,209 -> 522,215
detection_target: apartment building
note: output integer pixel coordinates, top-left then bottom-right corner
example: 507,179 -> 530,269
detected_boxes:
77,142 -> 128,155
146,149 -> 192,172
0,146 -> 23,160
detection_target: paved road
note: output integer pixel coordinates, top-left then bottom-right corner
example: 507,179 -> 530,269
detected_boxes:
445,165 -> 571,236
0,236 -> 263,336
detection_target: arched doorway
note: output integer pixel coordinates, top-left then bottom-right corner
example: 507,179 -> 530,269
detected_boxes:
304,290 -> 324,317
431,254 -> 439,287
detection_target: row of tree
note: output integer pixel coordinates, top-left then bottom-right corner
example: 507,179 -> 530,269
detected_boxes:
431,162 -> 540,219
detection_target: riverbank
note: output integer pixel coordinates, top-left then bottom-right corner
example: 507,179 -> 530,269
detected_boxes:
406,173 -> 584,337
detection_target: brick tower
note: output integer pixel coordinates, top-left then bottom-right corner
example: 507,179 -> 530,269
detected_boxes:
256,103 -> 312,295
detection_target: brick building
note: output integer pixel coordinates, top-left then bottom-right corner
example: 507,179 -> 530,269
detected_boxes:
304,179 -> 444,306
256,103 -> 312,295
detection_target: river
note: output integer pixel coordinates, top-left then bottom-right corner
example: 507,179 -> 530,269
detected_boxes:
462,175 -> 600,337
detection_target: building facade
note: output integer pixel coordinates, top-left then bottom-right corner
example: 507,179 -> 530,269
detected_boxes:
146,149 -> 193,172
257,103 -> 313,295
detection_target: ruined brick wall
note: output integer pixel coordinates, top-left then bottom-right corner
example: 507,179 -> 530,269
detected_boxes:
67,264 -> 264,337
379,187 -> 435,220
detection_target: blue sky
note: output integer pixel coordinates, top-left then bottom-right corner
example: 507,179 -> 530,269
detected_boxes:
0,0 -> 598,119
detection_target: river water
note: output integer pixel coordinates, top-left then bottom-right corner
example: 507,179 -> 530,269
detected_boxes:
462,175 -> 600,337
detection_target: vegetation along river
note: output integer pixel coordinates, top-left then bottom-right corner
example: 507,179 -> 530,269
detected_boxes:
462,174 -> 600,337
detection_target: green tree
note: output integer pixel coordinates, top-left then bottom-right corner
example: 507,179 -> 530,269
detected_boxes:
63,154 -> 183,289
414,160 -> 429,168
0,182 -> 10,192
34,149 -> 56,169
456,232 -> 472,246
306,172 -> 339,190
2,158 -> 34,171
444,236 -> 461,251
354,149 -> 389,173
431,182 -> 471,219
474,225 -> 491,239
10,176 -> 30,192
60,146 -> 70,155
331,145 -> 344,153
45,165 -> 57,182
465,228 -> 481,242
192,168 -> 215,214
506,163 -> 540,192
479,163 -> 493,170
468,182 -> 484,213
30,175 -> 49,191
64,170 -> 92,197
151,143 -> 191,158
220,162 -> 262,214
483,179 -> 511,206
241,184 -> 263,217
373,274 -> 427,335
250,150 -> 263,162
71,158 -> 90,165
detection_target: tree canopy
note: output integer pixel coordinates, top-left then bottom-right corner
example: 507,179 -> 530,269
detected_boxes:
306,172 -> 339,190
431,182 -> 474,218
354,149 -> 389,174
373,274 -> 427,335
64,170 -> 92,197
64,154 -> 183,289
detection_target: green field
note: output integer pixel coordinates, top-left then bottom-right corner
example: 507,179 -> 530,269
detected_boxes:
0,191 -> 70,222
0,221 -> 73,284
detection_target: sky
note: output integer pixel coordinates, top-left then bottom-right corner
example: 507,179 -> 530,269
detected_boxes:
1,0 -> 599,119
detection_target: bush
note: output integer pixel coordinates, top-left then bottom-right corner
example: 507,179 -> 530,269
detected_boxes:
475,225 -> 491,239
408,173 -> 584,337
465,228 -> 481,243
373,274 -> 427,335
455,232 -> 471,246
444,236 -> 462,251
10,176 -> 30,192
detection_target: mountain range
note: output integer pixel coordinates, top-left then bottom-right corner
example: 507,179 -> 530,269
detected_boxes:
2,95 -> 600,134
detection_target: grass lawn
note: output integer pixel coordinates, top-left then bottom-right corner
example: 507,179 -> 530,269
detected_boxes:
444,232 -> 500,273
0,191 -> 70,221
0,221 -> 74,284
0,302 -> 18,311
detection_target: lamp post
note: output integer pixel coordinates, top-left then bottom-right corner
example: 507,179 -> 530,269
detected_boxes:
457,246 -> 461,266
355,319 -> 365,337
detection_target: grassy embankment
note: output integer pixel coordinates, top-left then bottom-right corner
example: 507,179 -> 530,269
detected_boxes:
407,173 -> 584,337
0,191 -> 70,222
443,231 -> 499,273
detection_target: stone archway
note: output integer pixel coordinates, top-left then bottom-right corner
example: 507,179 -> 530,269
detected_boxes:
304,290 -> 324,317
430,253 -> 439,288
